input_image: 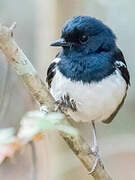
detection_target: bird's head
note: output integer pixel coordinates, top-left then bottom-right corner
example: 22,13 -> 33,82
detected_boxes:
51,16 -> 116,55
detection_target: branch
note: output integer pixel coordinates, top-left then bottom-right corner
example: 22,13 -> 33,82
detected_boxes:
0,23 -> 112,180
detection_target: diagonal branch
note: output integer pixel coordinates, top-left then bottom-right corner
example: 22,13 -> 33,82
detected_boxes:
0,23 -> 112,180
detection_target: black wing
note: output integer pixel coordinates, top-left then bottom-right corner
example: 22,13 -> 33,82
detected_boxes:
103,93 -> 127,124
113,48 -> 130,85
103,48 -> 130,124
46,53 -> 60,88
46,61 -> 57,88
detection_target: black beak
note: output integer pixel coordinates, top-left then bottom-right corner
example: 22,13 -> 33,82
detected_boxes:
50,38 -> 70,47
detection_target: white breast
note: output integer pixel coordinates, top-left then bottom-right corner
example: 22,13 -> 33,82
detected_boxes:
50,65 -> 127,123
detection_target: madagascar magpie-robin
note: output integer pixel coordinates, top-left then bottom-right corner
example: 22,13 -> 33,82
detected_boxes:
46,16 -> 130,172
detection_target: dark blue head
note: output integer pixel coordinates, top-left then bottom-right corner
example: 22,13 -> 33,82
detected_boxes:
51,16 -> 116,54
51,16 -> 118,83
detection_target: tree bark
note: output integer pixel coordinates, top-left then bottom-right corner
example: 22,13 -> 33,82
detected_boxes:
0,23 -> 112,180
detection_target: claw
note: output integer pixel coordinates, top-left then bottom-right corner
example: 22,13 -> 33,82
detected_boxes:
88,156 -> 99,174
55,95 -> 77,112
55,99 -> 68,112
70,98 -> 77,111
89,143 -> 100,174
88,121 -> 103,175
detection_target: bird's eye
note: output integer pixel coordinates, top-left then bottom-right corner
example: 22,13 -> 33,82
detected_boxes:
79,34 -> 88,44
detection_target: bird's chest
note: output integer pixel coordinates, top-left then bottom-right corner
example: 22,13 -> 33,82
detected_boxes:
50,69 -> 127,122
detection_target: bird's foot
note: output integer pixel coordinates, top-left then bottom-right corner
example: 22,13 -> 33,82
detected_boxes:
90,146 -> 100,174
55,94 -> 77,112
88,145 -> 102,174
55,100 -> 67,112
69,98 -> 77,112
89,121 -> 103,174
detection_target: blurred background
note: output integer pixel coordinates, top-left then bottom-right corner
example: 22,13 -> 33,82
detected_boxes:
0,0 -> 134,180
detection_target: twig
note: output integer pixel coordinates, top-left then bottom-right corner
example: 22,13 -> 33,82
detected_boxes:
0,23 -> 112,180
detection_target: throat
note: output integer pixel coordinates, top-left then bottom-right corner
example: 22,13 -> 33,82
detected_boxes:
58,54 -> 115,83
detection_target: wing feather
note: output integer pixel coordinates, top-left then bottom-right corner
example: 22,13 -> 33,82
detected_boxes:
103,48 -> 130,124
113,48 -> 130,85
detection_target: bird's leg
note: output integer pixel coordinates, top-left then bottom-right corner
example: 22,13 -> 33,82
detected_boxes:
89,121 -> 102,174
91,121 -> 99,155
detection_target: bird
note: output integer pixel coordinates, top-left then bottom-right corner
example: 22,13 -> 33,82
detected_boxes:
46,16 -> 130,173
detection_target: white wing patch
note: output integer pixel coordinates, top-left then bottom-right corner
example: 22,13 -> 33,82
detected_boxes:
115,61 -> 127,68
52,57 -> 61,63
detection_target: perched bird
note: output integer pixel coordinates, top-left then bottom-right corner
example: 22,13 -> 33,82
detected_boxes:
46,16 -> 130,172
